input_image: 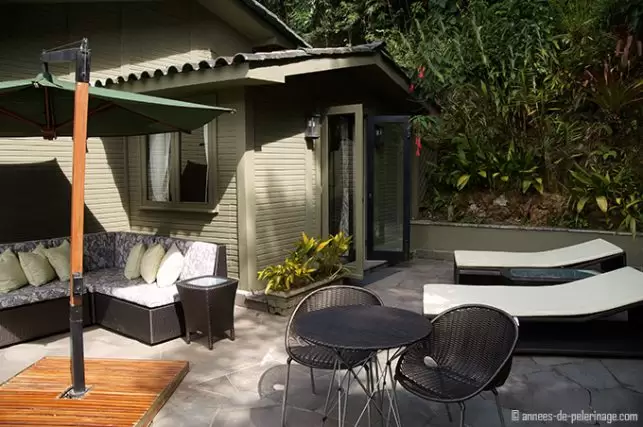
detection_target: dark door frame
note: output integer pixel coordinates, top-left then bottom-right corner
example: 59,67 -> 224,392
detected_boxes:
366,115 -> 411,264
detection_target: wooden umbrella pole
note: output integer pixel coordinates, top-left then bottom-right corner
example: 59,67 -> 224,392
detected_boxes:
68,39 -> 91,398
69,80 -> 89,397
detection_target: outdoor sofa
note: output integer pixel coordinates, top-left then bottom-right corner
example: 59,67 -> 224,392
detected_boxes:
423,267 -> 643,357
0,232 -> 227,348
453,238 -> 626,285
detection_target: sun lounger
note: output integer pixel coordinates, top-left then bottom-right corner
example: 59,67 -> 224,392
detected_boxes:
454,238 -> 626,285
424,267 -> 643,357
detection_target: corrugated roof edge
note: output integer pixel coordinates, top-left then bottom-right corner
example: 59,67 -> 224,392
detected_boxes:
94,41 -> 412,87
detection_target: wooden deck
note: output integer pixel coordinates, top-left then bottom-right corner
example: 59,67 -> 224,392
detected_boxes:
0,357 -> 188,427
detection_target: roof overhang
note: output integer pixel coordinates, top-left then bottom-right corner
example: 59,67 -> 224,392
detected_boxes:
112,54 -> 408,96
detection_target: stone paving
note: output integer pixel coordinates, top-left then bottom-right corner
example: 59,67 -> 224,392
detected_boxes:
1,259 -> 643,426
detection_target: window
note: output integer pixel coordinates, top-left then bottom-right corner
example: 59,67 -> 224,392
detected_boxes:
140,121 -> 217,212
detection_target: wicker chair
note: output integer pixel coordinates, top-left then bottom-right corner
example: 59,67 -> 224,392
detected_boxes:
281,285 -> 383,427
395,304 -> 519,427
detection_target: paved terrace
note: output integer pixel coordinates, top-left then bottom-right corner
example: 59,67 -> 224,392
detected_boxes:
1,260 -> 642,426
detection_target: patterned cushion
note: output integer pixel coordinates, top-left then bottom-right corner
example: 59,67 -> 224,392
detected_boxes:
0,232 -> 114,272
0,232 -> 224,310
114,232 -> 220,279
84,232 -> 115,271
87,268 -> 180,308
114,233 -> 191,269
0,279 -> 69,309
180,241 -> 219,281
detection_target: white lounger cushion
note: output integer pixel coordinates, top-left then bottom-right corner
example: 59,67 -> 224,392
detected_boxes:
454,238 -> 623,269
424,267 -> 643,318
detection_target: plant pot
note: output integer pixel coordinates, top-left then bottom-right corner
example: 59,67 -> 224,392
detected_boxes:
265,275 -> 350,316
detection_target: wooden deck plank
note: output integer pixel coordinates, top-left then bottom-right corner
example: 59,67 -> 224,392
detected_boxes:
0,357 -> 188,427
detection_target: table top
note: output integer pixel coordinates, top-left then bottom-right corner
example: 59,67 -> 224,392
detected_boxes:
178,276 -> 232,289
294,305 -> 432,351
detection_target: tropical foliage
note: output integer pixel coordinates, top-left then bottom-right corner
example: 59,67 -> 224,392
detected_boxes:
257,232 -> 352,293
260,0 -> 643,234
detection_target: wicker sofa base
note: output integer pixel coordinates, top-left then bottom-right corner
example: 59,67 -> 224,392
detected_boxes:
93,293 -> 186,345
0,294 -> 93,349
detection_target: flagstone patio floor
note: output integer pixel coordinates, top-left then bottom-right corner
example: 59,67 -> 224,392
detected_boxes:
1,259 -> 642,426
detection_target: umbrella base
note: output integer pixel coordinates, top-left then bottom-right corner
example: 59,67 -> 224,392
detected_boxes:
60,384 -> 93,400
0,357 -> 188,426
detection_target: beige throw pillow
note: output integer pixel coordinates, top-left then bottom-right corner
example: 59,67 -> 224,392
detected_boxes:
140,244 -> 165,284
0,249 -> 28,294
156,243 -> 184,288
44,240 -> 71,281
18,244 -> 56,286
124,243 -> 147,280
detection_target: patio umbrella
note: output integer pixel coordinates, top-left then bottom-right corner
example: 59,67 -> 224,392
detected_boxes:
0,72 -> 230,138
0,42 -> 233,398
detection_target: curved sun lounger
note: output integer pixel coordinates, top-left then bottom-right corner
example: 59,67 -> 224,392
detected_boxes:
454,238 -> 626,285
423,267 -> 643,357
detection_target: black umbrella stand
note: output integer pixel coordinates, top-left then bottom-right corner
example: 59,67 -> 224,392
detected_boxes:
41,38 -> 90,398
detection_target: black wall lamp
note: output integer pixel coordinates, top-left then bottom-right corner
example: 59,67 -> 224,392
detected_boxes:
305,113 -> 321,139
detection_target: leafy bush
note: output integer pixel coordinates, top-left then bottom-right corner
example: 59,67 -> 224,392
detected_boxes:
402,0 -> 643,234
257,232 -> 352,294
258,0 -> 643,234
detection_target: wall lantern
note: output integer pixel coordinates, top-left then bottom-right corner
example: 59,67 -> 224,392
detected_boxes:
305,113 -> 321,139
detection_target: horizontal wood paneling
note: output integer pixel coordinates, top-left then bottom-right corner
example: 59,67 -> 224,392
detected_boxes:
252,89 -> 317,270
0,0 -> 252,83
0,1 -> 251,252
0,137 -> 129,242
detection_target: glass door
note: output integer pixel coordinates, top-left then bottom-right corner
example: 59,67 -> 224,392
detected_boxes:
366,116 -> 411,263
321,105 -> 365,279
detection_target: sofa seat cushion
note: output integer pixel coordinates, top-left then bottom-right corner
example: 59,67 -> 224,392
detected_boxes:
86,268 -> 180,308
0,279 -> 68,309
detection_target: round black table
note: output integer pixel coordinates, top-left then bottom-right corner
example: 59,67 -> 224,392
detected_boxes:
294,305 -> 432,351
293,305 -> 432,427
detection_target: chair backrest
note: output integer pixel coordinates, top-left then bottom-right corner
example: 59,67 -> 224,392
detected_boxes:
429,304 -> 519,396
285,285 -> 383,356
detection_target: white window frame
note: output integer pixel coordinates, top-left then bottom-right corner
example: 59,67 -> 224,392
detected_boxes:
139,119 -> 218,213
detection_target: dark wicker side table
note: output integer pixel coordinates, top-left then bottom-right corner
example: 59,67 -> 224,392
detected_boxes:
176,275 -> 238,350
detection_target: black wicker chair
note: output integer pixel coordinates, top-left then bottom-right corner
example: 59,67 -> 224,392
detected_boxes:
395,304 -> 519,427
281,285 -> 383,427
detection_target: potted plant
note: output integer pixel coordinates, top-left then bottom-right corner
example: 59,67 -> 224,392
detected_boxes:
257,231 -> 352,315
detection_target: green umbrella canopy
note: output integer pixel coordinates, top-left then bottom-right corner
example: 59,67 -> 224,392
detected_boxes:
0,73 -> 234,139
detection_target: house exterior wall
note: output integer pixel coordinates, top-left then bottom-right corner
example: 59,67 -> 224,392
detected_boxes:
247,70 -> 397,290
251,87 -> 318,284
0,1 -> 252,83
0,1 -> 250,256
0,137 -> 128,243
127,88 -> 244,279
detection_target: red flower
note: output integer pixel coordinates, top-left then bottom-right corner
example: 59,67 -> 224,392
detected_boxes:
409,83 -> 415,93
418,66 -> 425,79
415,135 -> 422,157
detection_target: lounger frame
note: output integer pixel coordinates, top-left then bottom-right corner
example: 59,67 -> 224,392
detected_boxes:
425,268 -> 643,357
455,251 -> 626,285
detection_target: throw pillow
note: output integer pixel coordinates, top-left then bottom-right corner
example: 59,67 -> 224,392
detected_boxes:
44,240 -> 71,281
124,243 -> 147,280
140,244 -> 165,284
18,244 -> 56,286
156,243 -> 185,288
0,249 -> 28,294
